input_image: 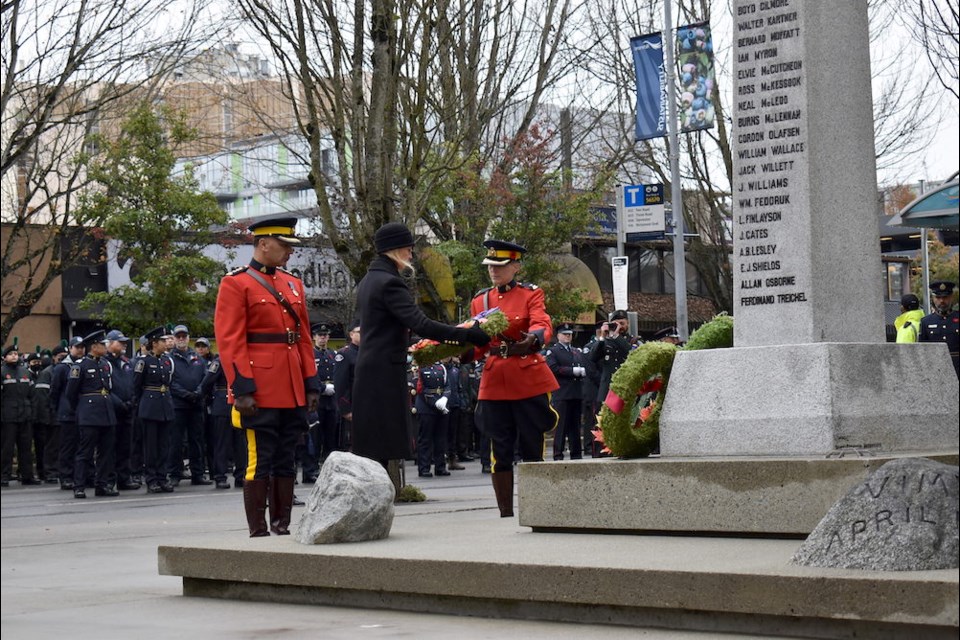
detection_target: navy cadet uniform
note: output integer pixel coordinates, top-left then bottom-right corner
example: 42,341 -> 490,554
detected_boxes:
65,331 -> 118,498
1,344 -> 37,486
167,325 -> 210,486
918,280 -> 960,378
545,324 -> 587,460
34,352 -> 60,482
103,330 -> 139,491
133,327 -> 176,493
302,323 -> 339,482
414,362 -> 452,477
198,354 -> 237,489
333,330 -> 359,451
50,338 -> 85,489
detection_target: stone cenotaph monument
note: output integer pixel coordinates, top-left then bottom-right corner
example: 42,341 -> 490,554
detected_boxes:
659,0 -> 959,456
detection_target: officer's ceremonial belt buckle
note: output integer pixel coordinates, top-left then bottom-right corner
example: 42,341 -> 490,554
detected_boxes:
426,387 -> 444,394
498,342 -> 510,358
286,330 -> 300,344
101,388 -> 109,396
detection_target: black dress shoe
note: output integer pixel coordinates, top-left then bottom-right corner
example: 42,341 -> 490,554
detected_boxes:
21,477 -> 43,485
434,469 -> 451,476
190,477 -> 213,486
146,484 -> 163,494
45,477 -> 60,484
418,471 -> 433,478
74,488 -> 86,499
160,482 -> 175,493
119,481 -> 142,491
60,480 -> 75,490
215,479 -> 230,489
168,478 -> 181,487
95,487 -> 120,497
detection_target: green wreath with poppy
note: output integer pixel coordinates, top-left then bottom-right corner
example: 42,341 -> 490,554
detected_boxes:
593,313 -> 734,458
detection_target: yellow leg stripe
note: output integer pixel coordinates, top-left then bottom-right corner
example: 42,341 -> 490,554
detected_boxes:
544,392 -> 559,459
245,428 -> 258,481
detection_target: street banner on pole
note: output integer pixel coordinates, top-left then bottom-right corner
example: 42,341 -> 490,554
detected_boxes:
676,21 -> 715,133
630,32 -> 667,141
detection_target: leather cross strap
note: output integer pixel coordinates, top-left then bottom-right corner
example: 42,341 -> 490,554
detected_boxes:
244,268 -> 302,332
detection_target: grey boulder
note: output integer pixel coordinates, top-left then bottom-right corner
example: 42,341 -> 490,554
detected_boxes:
792,457 -> 958,570
295,451 -> 395,544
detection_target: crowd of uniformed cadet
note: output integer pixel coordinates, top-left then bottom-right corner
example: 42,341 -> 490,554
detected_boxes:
0,322 -> 358,497
2,281 -> 957,494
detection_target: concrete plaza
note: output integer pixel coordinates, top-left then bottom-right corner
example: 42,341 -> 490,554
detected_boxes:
1,461 -> 794,640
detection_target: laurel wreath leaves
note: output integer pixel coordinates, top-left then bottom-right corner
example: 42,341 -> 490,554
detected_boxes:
594,313 -> 734,458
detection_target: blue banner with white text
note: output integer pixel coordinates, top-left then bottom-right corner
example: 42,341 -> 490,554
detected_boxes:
630,32 -> 667,141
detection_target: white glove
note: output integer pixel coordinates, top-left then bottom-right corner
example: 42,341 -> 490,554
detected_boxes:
435,396 -> 449,413
572,366 -> 585,377
323,383 -> 335,396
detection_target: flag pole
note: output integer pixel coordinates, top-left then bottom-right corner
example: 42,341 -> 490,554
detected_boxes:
663,0 -> 689,341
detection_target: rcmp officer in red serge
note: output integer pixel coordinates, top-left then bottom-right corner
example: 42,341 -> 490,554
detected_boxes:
65,331 -> 118,498
467,240 -> 559,517
214,216 -> 319,537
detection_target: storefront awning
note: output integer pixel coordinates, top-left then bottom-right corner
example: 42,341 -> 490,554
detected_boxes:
890,180 -> 959,229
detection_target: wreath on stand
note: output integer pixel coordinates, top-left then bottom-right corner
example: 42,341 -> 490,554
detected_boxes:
593,313 -> 734,458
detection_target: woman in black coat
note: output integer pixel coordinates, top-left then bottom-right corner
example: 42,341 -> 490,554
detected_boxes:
351,223 -> 490,464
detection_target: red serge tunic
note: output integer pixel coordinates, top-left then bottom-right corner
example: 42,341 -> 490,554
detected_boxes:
214,264 -> 318,409
469,283 -> 559,401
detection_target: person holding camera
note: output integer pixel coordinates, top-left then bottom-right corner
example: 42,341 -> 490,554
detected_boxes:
589,310 -> 633,419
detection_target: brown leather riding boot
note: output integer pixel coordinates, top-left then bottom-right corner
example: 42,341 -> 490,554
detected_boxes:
243,479 -> 270,537
269,476 -> 295,535
491,470 -> 514,517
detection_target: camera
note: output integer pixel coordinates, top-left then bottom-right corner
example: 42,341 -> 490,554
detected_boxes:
605,322 -> 617,331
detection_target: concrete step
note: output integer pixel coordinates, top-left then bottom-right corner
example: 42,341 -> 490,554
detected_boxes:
158,504 -> 958,639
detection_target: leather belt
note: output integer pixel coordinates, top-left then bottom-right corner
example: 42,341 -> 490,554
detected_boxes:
495,342 -> 529,358
423,387 -> 445,394
144,385 -> 169,392
247,331 -> 301,344
81,389 -> 110,396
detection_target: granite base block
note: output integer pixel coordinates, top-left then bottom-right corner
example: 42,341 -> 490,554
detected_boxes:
659,342 -> 959,457
517,453 -> 959,536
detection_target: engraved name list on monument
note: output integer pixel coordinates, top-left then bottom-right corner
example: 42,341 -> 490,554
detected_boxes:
733,0 -> 810,323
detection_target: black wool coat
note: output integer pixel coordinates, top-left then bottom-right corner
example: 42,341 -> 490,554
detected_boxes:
352,256 -> 473,461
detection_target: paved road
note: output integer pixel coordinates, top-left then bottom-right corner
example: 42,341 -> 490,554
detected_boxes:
2,461 -> 780,639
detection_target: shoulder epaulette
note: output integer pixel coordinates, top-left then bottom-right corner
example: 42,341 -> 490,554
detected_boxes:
227,265 -> 249,277
518,282 -> 539,290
